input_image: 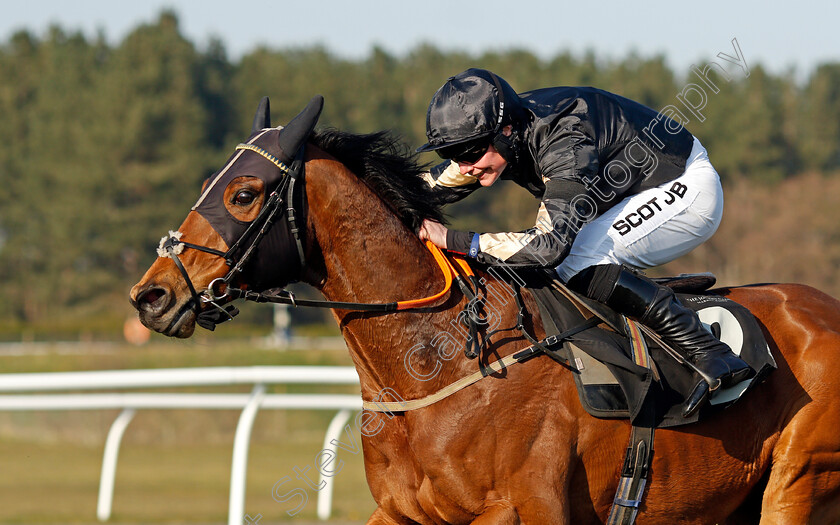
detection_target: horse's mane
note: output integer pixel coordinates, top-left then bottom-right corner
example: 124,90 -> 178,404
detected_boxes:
311,129 -> 447,231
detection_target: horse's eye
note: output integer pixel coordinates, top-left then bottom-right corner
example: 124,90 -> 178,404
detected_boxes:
232,190 -> 256,205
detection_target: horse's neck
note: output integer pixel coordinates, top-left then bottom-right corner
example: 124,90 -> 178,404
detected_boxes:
303,157 -> 461,398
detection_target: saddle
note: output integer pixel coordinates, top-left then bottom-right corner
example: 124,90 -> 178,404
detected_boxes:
526,272 -> 777,428
511,271 -> 778,524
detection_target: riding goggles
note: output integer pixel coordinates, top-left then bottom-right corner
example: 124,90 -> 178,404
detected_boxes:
436,138 -> 490,164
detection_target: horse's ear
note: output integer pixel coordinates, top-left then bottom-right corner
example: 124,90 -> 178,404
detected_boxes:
251,96 -> 271,133
277,95 -> 324,163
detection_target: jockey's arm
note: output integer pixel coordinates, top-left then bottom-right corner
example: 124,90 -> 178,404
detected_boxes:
417,160 -> 480,249
421,160 -> 482,204
446,126 -> 602,268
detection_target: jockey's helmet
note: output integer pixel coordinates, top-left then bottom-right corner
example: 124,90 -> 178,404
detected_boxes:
417,68 -> 523,163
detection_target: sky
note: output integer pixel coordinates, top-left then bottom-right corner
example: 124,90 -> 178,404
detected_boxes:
0,1 -> 837,81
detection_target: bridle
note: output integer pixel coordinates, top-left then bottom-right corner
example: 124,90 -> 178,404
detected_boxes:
158,139 -> 457,332
157,139 -> 306,331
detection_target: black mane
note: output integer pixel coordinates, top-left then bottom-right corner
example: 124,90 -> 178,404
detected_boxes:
311,129 -> 447,231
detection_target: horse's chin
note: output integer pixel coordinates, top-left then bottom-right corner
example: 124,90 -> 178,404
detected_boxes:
139,300 -> 197,338
166,309 -> 197,338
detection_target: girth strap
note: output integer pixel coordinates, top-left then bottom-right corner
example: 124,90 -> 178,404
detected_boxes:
607,318 -> 657,525
607,423 -> 655,525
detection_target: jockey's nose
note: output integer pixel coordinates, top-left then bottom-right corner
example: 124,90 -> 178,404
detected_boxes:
459,162 -> 474,175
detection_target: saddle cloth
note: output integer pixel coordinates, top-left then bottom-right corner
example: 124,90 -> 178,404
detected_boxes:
528,274 -> 777,428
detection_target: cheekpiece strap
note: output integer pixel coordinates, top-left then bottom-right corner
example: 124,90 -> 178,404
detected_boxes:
235,143 -> 291,174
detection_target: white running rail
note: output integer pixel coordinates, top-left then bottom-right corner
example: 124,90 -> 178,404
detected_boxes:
0,366 -> 362,524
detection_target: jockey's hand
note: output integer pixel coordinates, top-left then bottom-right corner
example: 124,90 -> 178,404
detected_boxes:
419,219 -> 448,249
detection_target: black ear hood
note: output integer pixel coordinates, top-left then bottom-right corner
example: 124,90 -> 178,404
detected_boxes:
251,96 -> 271,133
276,95 -> 324,164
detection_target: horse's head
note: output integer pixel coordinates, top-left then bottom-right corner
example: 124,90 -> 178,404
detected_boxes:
129,96 -> 323,337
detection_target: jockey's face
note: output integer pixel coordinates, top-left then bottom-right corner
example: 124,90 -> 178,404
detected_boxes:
457,145 -> 505,186
456,125 -> 511,187
457,144 -> 507,187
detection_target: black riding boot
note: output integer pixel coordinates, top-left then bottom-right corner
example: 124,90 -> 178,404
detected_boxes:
567,264 -> 753,417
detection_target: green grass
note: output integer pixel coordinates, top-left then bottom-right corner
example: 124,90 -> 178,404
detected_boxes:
0,434 -> 376,523
0,339 -> 377,524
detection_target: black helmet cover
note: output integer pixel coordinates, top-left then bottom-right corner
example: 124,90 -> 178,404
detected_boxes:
417,68 -> 521,154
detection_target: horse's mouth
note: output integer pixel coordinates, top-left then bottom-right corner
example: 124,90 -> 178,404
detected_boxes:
165,302 -> 197,338
138,297 -> 197,338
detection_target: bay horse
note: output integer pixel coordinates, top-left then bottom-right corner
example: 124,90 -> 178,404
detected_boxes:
130,97 -> 840,524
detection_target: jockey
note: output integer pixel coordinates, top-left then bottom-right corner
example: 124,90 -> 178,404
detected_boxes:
416,68 -> 751,416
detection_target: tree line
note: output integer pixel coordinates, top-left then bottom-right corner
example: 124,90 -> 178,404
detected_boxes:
1,11 -> 839,329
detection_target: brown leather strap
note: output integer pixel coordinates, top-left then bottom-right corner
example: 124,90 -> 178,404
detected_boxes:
362,352 -> 523,412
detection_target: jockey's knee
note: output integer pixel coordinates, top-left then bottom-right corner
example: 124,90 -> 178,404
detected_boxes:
566,264 -> 623,302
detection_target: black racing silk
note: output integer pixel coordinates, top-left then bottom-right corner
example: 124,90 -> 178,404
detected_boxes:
519,86 -> 694,199
192,96 -> 323,289
435,86 -> 695,267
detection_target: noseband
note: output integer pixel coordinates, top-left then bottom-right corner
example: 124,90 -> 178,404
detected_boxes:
158,142 -> 307,331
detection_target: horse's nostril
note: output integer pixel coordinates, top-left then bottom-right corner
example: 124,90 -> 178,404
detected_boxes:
141,289 -> 164,304
136,287 -> 169,313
